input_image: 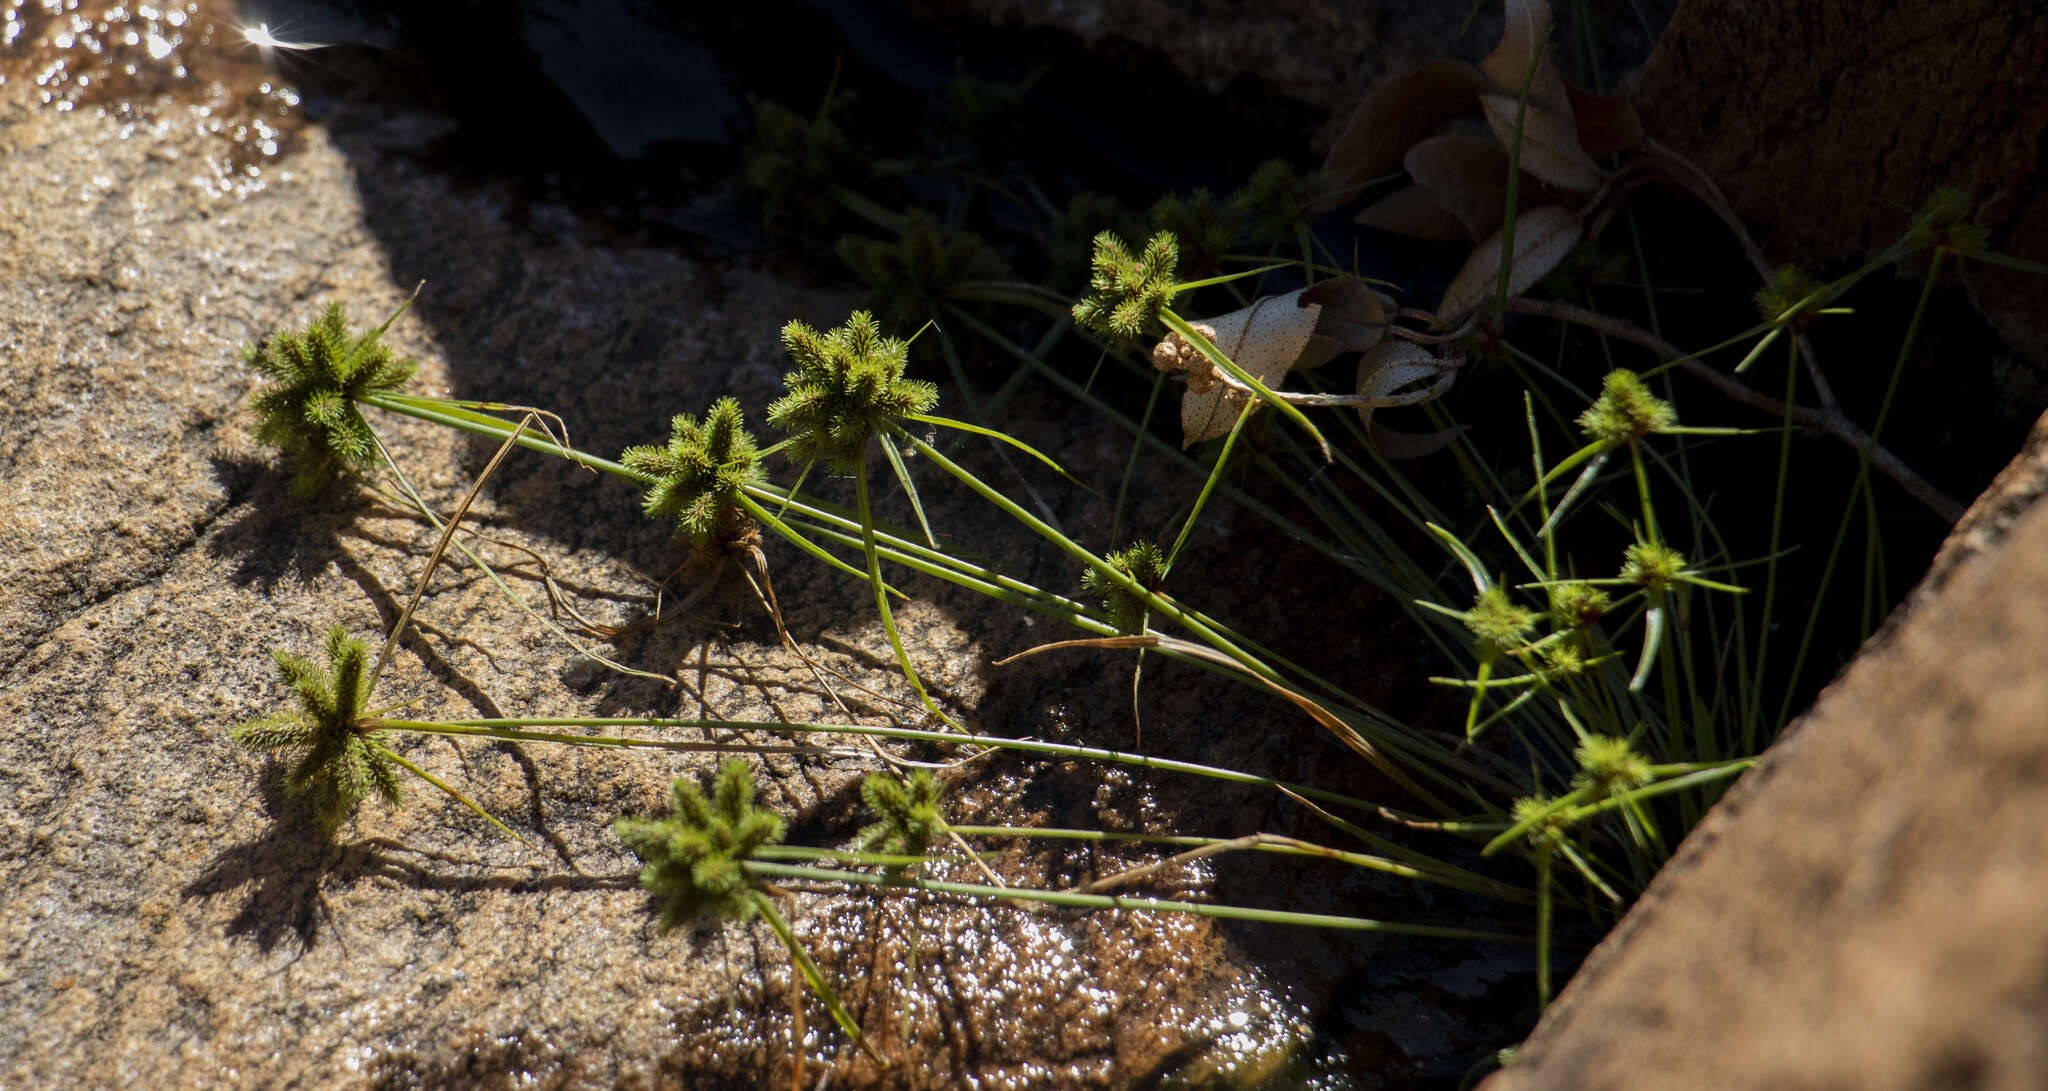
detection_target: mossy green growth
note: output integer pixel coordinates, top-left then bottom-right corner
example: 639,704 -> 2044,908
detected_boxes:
1572,735 -> 1652,798
245,303 -> 418,495
615,760 -> 787,929
620,397 -> 763,544
856,770 -> 946,857
740,92 -> 858,228
1081,540 -> 1167,634
232,625 -> 401,831
1071,230 -> 1181,346
835,212 -> 1008,331
1576,369 -> 1675,447
767,310 -> 937,473
1465,586 -> 1538,661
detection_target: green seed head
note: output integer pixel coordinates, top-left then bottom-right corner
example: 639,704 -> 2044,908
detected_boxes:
740,92 -> 859,229
615,760 -> 787,930
1081,540 -> 1167,634
1576,369 -> 1675,447
1148,188 -> 1237,279
766,311 -> 938,474
1573,735 -> 1652,797
1548,581 -> 1612,630
1229,158 -> 1336,247
1466,587 -> 1538,661
1621,541 -> 1687,594
1048,192 -> 1149,293
620,397 -> 763,544
1538,641 -> 1588,678
1512,795 -> 1570,847
1753,265 -> 1830,327
856,770 -> 947,858
1909,187 -> 1988,253
245,303 -> 418,496
1071,230 -> 1182,346
231,625 -> 401,832
835,211 -> 1008,331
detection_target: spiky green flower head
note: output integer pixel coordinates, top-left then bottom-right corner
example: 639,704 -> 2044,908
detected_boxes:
1047,192 -> 1148,293
1149,188 -> 1238,279
232,625 -> 401,832
856,770 -> 946,858
1753,265 -> 1831,331
740,91 -> 859,229
1548,581 -> 1612,631
1081,540 -> 1167,634
245,303 -> 418,495
1511,795 -> 1570,848
615,760 -> 787,930
1466,586 -> 1538,661
1908,187 -> 1988,253
835,212 -> 1008,332
1229,159 -> 1338,247
766,311 -> 937,473
1577,369 -> 1675,448
1071,230 -> 1181,346
620,397 -> 763,544
1620,541 -> 1686,594
1572,735 -> 1652,798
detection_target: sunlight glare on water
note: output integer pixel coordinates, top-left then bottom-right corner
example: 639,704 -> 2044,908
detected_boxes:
0,1 -> 306,198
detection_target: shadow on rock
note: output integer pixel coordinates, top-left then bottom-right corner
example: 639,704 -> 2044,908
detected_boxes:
204,452 -> 373,593
181,767 -> 346,953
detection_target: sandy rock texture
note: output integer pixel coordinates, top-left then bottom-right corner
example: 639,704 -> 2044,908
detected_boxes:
1481,407 -> 2048,1090
0,3 -> 1554,1087
0,8 -> 1274,1088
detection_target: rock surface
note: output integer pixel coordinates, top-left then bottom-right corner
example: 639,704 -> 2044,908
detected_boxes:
1481,407 -> 2048,1090
0,4 -> 1528,1088
1634,0 -> 2048,376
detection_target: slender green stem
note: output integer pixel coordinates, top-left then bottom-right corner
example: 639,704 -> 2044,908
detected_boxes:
899,430 -> 1279,684
385,749 -> 537,852
854,459 -> 960,731
949,825 -> 1532,903
741,862 -> 1530,942
364,718 -> 829,756
1165,402 -> 1254,573
752,891 -> 880,1063
418,715 -> 1399,816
